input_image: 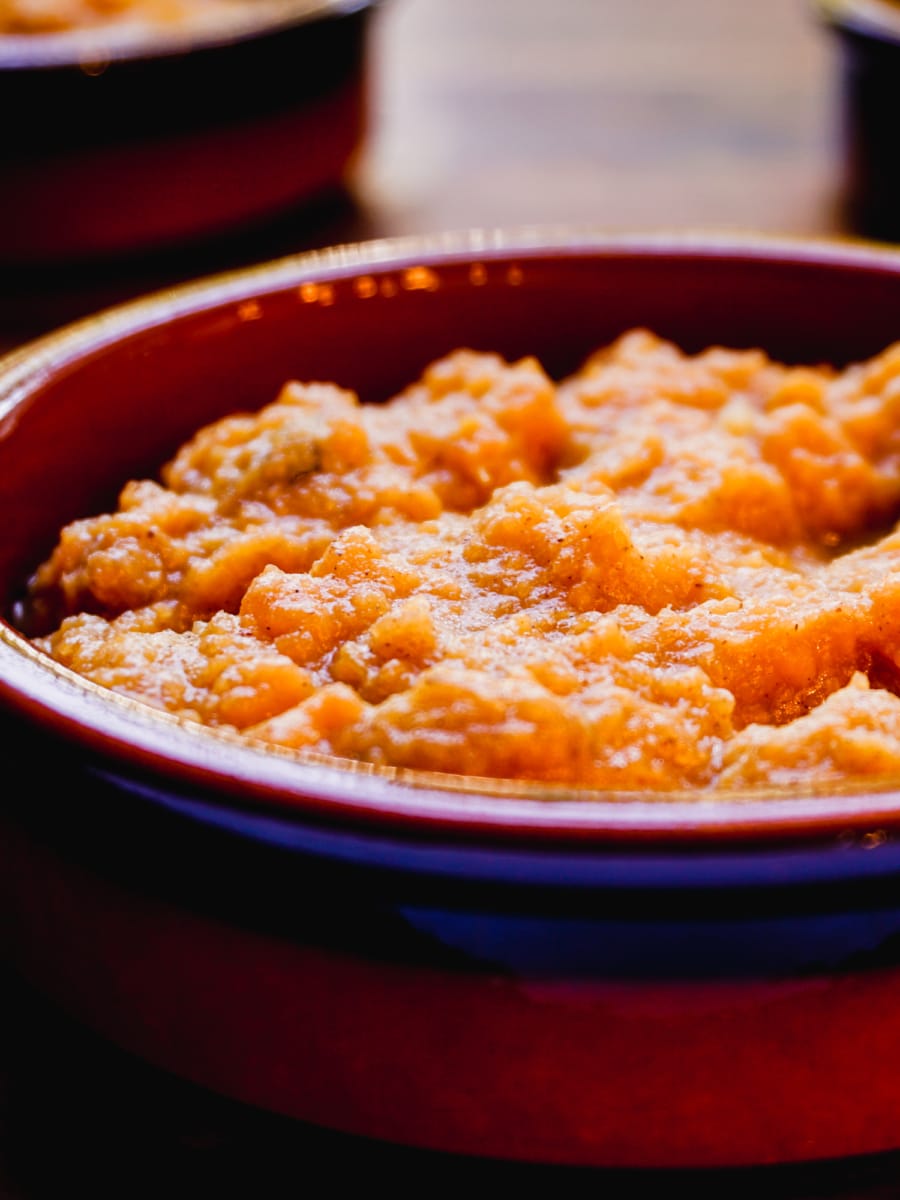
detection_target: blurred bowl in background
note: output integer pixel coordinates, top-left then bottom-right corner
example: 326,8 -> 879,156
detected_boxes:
817,0 -> 900,242
0,0 -> 379,266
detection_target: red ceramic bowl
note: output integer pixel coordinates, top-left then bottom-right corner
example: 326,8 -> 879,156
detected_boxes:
817,0 -> 900,242
0,0 -> 377,266
4,230 -> 900,1171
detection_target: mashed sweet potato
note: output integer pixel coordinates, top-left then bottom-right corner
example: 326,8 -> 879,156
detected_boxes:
0,0 -> 247,34
18,329 -> 900,794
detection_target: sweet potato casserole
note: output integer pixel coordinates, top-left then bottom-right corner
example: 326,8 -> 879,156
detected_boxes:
0,0 -> 257,34
18,330 -> 900,793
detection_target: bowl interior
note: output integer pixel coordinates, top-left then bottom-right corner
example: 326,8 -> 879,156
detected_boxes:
4,230 -> 900,841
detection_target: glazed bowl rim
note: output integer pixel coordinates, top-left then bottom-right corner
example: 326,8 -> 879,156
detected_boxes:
0,0 -> 376,70
5,225 -> 900,849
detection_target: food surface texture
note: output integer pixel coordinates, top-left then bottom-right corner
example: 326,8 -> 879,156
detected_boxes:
20,329 -> 900,794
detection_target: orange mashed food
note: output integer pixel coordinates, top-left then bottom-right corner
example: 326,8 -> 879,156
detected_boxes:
19,329 -> 900,794
0,0 -> 249,34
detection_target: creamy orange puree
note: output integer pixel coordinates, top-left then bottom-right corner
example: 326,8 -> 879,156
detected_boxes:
19,329 -> 900,794
0,0 -> 247,34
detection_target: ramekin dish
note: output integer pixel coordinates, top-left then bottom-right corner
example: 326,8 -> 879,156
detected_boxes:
4,230 -> 900,1170
817,0 -> 900,242
0,0 -> 378,266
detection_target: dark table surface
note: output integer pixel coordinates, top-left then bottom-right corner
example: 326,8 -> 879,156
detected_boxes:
3,2 -> 899,1195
